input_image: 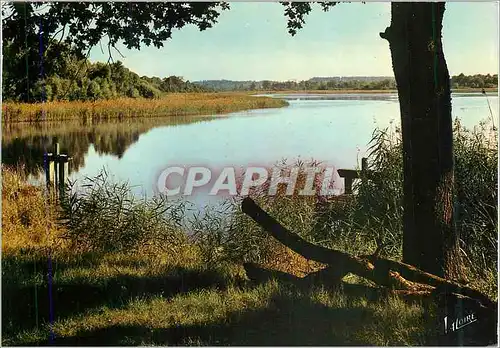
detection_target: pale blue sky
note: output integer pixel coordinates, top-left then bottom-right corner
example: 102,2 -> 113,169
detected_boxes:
90,2 -> 499,81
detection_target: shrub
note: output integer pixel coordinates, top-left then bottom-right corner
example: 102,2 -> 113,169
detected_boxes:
87,80 -> 102,101
60,170 -> 187,254
137,81 -> 162,99
126,87 -> 141,98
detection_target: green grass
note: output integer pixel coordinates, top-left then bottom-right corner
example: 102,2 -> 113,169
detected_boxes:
3,249 -> 439,346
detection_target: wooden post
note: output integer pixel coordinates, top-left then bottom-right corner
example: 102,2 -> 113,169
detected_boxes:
345,177 -> 353,194
44,139 -> 71,200
336,158 -> 369,195
337,169 -> 358,194
53,140 -> 60,191
45,152 -> 55,190
58,154 -> 69,198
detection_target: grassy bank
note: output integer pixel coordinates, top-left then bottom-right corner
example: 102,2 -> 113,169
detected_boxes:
2,120 -> 497,345
2,93 -> 288,123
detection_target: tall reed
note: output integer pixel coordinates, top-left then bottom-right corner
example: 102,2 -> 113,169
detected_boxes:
2,93 -> 288,123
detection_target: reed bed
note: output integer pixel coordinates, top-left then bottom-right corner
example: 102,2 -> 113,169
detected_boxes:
1,165 -> 64,253
2,93 -> 288,123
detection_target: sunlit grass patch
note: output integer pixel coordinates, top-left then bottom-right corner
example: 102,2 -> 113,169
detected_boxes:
3,280 -> 278,346
1,165 -> 64,253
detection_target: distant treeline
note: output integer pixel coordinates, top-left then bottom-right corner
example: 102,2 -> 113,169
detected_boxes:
3,42 -> 206,103
194,78 -> 396,91
194,74 -> 498,92
451,73 -> 498,89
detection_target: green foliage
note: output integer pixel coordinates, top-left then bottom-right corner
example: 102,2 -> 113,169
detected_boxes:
136,80 -> 162,99
3,48 -> 208,102
31,80 -> 52,102
87,80 -> 101,101
2,3 -> 230,53
282,2 -> 338,36
195,78 -> 398,92
197,74 -> 498,92
2,3 -> 217,103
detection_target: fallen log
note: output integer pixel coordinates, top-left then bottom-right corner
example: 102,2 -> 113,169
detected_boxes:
244,262 -> 347,289
241,197 -> 496,309
363,255 -> 496,308
243,262 -> 483,304
242,197 -> 380,284
244,262 -> 300,285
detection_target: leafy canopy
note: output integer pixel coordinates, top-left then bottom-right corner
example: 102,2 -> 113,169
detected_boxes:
2,2 -> 229,101
2,2 -> 230,53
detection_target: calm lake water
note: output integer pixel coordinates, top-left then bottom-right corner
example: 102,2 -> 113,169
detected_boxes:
3,93 -> 498,209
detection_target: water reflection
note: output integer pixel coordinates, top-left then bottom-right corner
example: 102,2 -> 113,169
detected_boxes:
2,115 -> 219,175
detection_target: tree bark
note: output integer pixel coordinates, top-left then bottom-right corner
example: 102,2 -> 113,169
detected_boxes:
380,3 -> 464,280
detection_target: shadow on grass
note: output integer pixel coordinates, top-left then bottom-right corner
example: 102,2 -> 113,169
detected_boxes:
23,288 -> 495,346
21,293 -> 383,346
3,254 -> 497,346
2,254 -> 237,338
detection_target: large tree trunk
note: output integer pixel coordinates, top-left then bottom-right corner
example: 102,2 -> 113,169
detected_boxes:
380,3 -> 464,280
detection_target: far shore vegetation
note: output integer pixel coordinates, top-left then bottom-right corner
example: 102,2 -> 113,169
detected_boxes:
2,93 -> 288,123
